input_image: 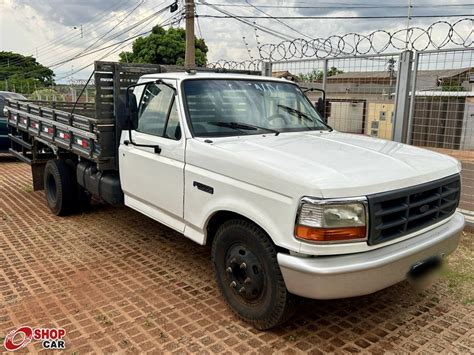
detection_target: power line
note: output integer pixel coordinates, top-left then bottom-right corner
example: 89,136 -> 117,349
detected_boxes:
45,3 -> 173,69
243,0 -> 312,40
22,0 -> 134,57
238,0 -> 342,57
197,0 -> 353,58
55,12 -> 184,81
196,1 -> 296,41
39,1 -> 160,66
76,0 -> 146,58
8,2 -> 175,79
4,0 -> 179,71
49,0 -> 154,72
197,2 -> 474,9
99,9 -> 182,62
1,0 -> 148,68
57,10 -> 184,80
28,0 -> 140,60
199,14 -> 474,20
30,0 -> 148,75
195,9 -> 204,39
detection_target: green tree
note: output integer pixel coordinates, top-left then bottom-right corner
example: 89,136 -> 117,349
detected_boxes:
30,88 -> 64,101
119,25 -> 208,66
0,52 -> 54,94
298,66 -> 343,82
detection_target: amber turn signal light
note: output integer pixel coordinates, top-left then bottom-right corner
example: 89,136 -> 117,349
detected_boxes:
295,225 -> 366,242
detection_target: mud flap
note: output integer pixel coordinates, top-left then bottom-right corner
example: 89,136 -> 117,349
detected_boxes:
31,161 -> 47,191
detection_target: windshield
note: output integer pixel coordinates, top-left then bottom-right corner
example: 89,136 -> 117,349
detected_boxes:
182,79 -> 329,137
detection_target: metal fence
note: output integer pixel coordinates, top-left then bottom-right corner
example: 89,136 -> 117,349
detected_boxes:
410,49 -> 473,214
267,47 -> 474,215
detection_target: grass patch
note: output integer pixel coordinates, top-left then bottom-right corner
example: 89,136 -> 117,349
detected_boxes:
440,230 -> 473,305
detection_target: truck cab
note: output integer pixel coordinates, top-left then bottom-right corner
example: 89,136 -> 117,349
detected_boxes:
5,71 -> 465,330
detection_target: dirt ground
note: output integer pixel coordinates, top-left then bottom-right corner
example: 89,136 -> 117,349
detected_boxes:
0,155 -> 473,353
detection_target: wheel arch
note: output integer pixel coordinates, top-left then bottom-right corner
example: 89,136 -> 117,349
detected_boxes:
205,210 -> 264,245
204,209 -> 288,254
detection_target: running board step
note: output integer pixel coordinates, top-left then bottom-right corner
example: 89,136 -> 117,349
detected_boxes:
8,134 -> 32,150
8,148 -> 32,165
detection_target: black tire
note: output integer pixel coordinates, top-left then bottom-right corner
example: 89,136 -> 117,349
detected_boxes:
44,159 -> 77,216
212,219 -> 297,330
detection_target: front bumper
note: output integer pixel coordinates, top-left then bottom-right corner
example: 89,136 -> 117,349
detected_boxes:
278,212 -> 464,299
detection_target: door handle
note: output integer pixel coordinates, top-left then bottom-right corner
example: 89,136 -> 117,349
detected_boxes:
124,140 -> 162,154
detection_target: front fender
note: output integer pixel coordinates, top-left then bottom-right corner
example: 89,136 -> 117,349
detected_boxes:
183,164 -> 301,252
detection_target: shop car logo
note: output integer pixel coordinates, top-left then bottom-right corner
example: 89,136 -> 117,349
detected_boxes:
3,327 -> 66,351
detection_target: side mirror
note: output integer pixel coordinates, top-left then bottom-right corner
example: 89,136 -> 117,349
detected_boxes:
127,93 -> 139,130
302,86 -> 327,122
116,93 -> 138,130
315,98 -> 326,121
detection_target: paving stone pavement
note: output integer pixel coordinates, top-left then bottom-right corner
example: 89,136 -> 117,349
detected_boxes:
0,155 -> 473,354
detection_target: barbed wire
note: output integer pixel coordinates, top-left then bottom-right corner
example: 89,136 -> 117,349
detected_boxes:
207,59 -> 263,71
67,78 -> 96,86
207,18 -> 472,68
258,18 -> 473,61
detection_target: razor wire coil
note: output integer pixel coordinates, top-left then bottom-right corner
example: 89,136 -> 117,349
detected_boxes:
207,18 -> 473,69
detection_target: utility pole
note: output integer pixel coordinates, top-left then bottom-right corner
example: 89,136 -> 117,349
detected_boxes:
5,59 -> 9,91
184,0 -> 196,70
73,25 -> 83,38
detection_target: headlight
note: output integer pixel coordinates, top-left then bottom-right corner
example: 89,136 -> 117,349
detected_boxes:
295,198 -> 367,242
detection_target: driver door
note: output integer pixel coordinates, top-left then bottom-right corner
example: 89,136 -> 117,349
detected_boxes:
119,80 -> 185,232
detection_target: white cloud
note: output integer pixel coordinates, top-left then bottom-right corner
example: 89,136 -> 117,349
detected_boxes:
1,0 -> 471,82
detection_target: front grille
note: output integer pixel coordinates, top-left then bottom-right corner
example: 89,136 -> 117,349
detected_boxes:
367,174 -> 460,245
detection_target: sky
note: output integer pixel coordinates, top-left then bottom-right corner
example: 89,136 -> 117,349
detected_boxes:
0,0 -> 472,83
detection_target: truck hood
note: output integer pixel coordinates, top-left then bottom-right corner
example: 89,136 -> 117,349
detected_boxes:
189,131 -> 460,198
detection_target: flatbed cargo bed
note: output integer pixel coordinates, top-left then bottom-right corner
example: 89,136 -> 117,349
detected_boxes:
6,100 -> 108,162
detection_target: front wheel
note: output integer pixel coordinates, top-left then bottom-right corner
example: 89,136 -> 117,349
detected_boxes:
212,219 -> 297,330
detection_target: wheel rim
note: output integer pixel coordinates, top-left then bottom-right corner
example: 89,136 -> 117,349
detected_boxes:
46,173 -> 57,203
225,244 -> 265,302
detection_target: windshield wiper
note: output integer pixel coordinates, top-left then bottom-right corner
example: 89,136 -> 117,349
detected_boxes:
208,121 -> 280,136
277,104 -> 333,131
277,104 -> 313,122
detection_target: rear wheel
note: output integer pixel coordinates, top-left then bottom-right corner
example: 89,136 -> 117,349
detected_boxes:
44,159 -> 79,216
212,219 -> 297,330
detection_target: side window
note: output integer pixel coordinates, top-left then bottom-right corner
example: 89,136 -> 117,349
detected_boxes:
137,83 -> 174,137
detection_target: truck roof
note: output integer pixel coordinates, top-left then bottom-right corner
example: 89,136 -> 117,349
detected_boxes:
140,71 -> 291,83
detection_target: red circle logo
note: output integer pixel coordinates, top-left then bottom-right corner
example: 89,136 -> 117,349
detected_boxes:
3,326 -> 33,352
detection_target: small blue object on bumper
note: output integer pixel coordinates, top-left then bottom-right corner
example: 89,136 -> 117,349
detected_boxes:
278,212 -> 465,300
